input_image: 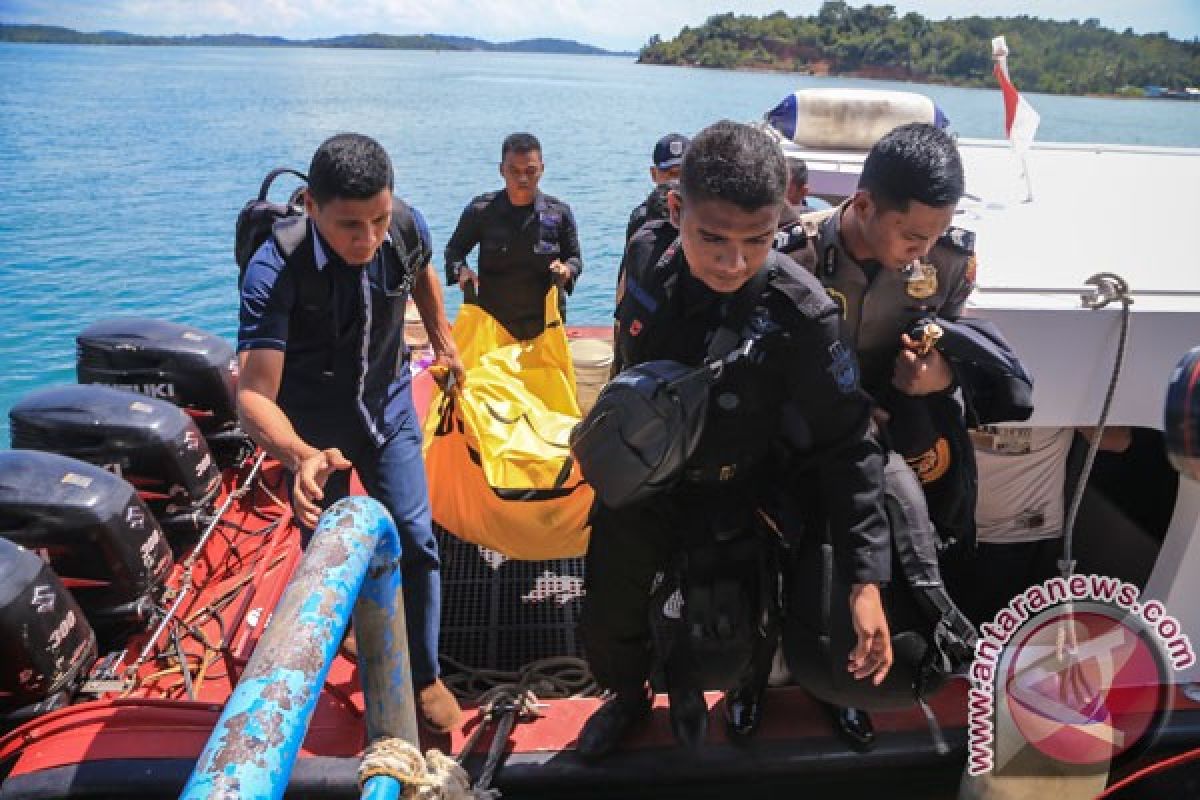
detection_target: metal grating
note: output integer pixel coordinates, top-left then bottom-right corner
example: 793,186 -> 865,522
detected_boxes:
437,526 -> 585,674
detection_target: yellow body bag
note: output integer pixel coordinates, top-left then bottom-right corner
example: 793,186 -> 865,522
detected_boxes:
423,288 -> 592,559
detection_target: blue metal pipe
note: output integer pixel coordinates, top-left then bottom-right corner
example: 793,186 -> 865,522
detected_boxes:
361,776 -> 404,800
181,496 -> 418,800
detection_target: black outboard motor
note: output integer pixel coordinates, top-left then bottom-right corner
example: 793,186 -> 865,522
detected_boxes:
0,451 -> 173,644
76,318 -> 252,468
0,536 -> 97,730
9,385 -> 223,547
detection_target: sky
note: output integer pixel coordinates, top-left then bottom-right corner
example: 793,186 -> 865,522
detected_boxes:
1,0 -> 1197,52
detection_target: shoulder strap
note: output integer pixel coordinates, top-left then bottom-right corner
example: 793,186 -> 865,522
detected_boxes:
257,168 -> 308,203
273,215 -> 308,261
706,257 -> 775,362
384,200 -> 430,295
271,217 -> 325,311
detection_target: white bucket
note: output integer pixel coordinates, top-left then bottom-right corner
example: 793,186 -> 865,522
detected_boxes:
569,338 -> 613,415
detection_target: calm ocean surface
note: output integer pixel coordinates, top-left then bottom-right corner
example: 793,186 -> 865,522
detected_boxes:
2,43 -> 1199,434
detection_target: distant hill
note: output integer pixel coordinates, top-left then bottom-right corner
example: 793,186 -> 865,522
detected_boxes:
639,1 -> 1200,96
0,24 -> 632,56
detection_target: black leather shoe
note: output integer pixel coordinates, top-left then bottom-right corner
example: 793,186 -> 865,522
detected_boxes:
722,684 -> 765,743
823,703 -> 875,752
668,687 -> 708,750
576,692 -> 652,763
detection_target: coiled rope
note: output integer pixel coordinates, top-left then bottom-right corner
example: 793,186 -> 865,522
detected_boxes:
440,654 -> 599,704
358,738 -> 499,799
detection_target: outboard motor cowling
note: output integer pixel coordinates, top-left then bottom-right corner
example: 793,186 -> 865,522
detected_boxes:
9,385 -> 222,544
0,537 -> 97,727
0,451 -> 172,643
76,318 -> 251,468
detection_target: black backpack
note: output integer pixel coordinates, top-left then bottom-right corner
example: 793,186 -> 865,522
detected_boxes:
780,471 -> 978,713
234,167 -> 430,294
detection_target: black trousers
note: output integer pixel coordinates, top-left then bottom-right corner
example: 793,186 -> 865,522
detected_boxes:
579,486 -> 769,696
580,498 -> 683,695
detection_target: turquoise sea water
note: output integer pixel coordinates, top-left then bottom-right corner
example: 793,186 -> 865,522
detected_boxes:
2,43 -> 1199,434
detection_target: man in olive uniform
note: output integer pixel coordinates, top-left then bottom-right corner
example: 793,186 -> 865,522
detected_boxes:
578,120 -> 894,761
445,132 -> 583,340
791,123 -> 976,402
790,122 -> 976,750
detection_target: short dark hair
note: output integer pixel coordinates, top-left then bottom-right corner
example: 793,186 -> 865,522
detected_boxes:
787,158 -> 809,186
679,120 -> 787,212
501,132 -> 542,160
307,133 -> 393,206
858,123 -> 964,212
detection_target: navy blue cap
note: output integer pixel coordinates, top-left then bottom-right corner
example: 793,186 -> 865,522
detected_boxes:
653,133 -> 689,170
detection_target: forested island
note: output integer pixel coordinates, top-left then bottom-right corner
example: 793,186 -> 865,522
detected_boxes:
0,24 -> 629,56
639,2 -> 1200,96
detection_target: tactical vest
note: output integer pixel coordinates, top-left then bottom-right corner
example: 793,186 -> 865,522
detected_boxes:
469,191 -> 568,339
615,238 -> 788,490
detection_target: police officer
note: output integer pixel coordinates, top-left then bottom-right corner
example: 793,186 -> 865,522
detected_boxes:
444,132 -> 583,341
792,123 -> 976,402
237,133 -> 464,733
578,120 -> 894,761
625,132 -> 689,243
791,122 -> 976,750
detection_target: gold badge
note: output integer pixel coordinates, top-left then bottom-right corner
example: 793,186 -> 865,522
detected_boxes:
827,287 -> 849,319
905,261 -> 938,299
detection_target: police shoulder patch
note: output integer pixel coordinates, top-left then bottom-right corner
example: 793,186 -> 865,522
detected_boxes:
826,340 -> 858,394
964,253 -> 978,286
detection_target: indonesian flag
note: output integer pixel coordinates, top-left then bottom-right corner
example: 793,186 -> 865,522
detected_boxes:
992,36 -> 1040,150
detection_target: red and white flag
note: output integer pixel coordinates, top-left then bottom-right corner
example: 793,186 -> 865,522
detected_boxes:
992,36 -> 1040,150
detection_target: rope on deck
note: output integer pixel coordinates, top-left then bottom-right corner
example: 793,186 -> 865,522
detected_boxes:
358,738 -> 499,799
440,655 -> 598,703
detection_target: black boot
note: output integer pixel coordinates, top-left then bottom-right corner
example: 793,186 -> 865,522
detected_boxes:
668,686 -> 708,750
822,702 -> 875,752
576,691 -> 652,763
722,683 -> 765,743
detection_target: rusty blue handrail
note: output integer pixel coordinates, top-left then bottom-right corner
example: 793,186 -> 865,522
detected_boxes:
181,495 -> 418,800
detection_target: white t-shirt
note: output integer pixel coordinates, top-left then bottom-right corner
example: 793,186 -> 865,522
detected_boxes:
972,426 -> 1075,544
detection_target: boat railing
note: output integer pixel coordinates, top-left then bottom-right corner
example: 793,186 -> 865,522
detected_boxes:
181,495 -> 418,800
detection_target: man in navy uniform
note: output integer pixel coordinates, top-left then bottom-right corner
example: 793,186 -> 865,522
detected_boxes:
237,133 -> 464,733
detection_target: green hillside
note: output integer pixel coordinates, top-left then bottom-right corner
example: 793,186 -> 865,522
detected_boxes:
639,2 -> 1200,95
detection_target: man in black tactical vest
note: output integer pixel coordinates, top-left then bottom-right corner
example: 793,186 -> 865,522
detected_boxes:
444,132 -> 583,340
577,121 -> 894,761
236,133 -> 464,734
